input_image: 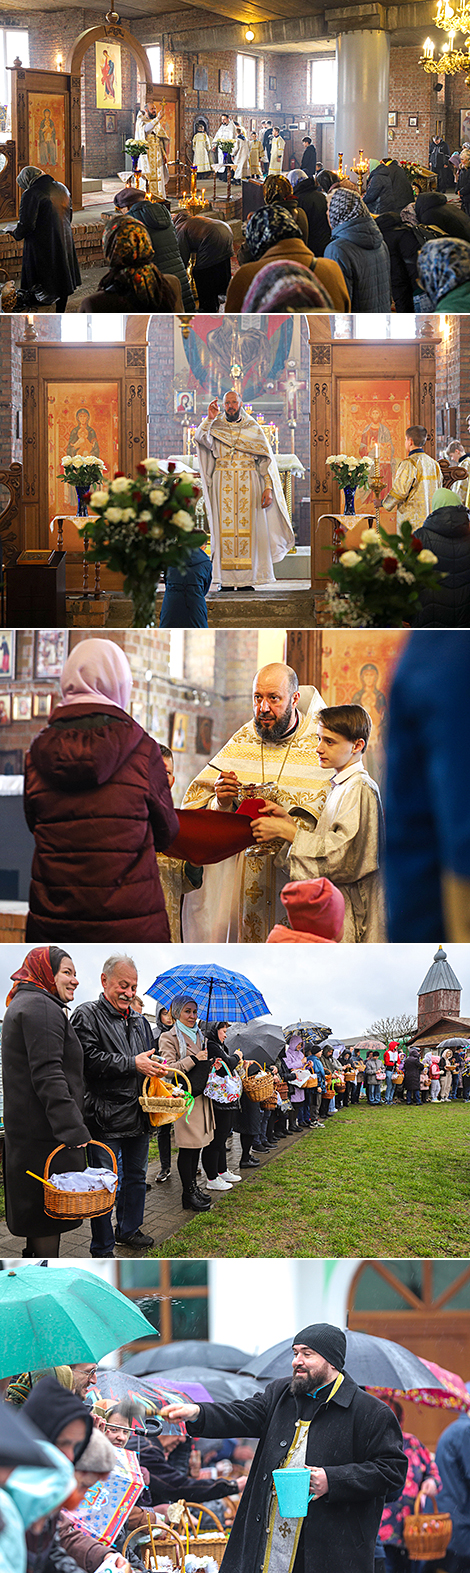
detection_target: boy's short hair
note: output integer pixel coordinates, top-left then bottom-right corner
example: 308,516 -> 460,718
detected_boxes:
318,705 -> 372,747
158,743 -> 174,766
406,425 -> 428,447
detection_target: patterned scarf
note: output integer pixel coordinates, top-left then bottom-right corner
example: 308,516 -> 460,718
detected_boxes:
245,203 -> 302,260
102,215 -> 167,306
328,188 -> 370,231
417,237 -> 470,305
6,947 -> 59,1007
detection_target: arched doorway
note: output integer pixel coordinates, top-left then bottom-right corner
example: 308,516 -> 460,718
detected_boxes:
348,1260 -> 470,1448
65,22 -> 152,208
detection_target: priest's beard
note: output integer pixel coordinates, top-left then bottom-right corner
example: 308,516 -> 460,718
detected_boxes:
254,702 -> 296,743
224,408 -> 242,422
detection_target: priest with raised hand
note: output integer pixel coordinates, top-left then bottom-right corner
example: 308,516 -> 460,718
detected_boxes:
181,662 -> 329,943
194,389 -> 294,591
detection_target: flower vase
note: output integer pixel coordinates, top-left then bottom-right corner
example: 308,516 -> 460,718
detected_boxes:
130,580 -> 158,628
223,149 -> 232,164
131,153 -> 140,175
75,486 -> 89,518
343,485 -> 357,516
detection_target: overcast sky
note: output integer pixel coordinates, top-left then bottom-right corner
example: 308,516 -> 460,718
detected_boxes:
0,943 -> 466,1036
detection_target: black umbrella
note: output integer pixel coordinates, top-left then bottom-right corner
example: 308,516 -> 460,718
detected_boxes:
122,1341 -> 252,1375
240,1332 -> 450,1394
284,1021 -> 332,1045
437,1038 -> 470,1051
146,1366 -> 264,1403
225,1021 -> 285,1066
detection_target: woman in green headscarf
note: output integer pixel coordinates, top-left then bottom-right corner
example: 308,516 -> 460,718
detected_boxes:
412,485 -> 470,626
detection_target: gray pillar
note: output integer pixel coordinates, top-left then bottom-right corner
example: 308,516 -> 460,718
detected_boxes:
335,30 -> 390,171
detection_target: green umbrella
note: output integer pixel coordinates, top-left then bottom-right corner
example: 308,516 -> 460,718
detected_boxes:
0,1264 -> 153,1378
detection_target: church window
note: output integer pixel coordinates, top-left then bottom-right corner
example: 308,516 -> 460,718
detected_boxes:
237,54 -> 257,108
61,316 -> 124,342
0,28 -> 29,109
307,58 -> 336,106
146,46 -> 162,83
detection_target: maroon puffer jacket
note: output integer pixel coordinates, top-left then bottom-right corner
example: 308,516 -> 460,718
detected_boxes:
24,700 -> 180,941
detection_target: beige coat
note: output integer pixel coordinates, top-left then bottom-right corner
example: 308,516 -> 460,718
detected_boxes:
159,1024 -> 215,1149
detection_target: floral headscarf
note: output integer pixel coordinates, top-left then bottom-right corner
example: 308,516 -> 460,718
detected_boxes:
245,203 -> 302,260
6,946 -> 69,1007
263,173 -> 295,206
417,237 -> 470,306
328,187 -> 370,231
102,215 -> 169,306
243,259 -> 333,312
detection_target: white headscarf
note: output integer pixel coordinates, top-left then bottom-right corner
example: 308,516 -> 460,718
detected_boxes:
57,638 -> 133,712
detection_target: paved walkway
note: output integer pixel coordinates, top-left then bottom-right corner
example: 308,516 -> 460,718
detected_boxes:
0,1129 -> 307,1259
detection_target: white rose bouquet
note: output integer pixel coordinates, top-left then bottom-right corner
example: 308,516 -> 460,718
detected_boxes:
321,518 -> 443,627
82,459 -> 207,626
59,454 -> 107,491
326,454 -> 375,490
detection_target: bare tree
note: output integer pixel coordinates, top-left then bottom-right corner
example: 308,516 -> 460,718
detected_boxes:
362,1014 -> 417,1043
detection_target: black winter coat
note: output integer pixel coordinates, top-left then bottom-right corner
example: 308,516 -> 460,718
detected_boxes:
403,1052 -> 421,1090
71,993 -> 151,1140
2,983 -> 90,1237
457,165 -> 470,217
186,1375 -> 407,1573
374,213 -> 420,310
124,200 -> 195,309
364,161 -> 414,216
415,190 -> 470,242
413,503 -> 470,626
293,179 -> 330,255
301,144 -> 317,178
15,174 -> 75,301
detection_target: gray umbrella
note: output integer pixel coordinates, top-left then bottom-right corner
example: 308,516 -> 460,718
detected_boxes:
437,1038 -> 470,1051
240,1332 -> 450,1394
122,1341 -> 252,1375
225,1021 -> 285,1065
284,1021 -> 332,1043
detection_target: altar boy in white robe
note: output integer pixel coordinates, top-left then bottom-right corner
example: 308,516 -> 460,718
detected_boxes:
251,703 -> 386,942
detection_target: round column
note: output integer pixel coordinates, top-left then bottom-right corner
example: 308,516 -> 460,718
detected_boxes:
335,30 -> 390,171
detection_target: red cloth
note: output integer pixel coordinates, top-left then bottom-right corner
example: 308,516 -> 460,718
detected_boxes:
6,945 -> 58,1006
24,703 -> 179,941
267,878 -> 345,943
167,807 -> 259,864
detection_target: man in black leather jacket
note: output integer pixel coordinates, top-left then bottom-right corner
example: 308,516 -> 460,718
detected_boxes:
72,954 -> 158,1257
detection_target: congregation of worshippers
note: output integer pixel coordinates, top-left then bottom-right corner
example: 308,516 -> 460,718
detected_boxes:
6,11 -> 470,319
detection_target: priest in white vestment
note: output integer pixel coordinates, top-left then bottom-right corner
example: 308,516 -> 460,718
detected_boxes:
181,663 -> 330,943
212,115 -> 237,169
194,390 -> 294,589
268,128 -> 286,174
135,105 -> 168,197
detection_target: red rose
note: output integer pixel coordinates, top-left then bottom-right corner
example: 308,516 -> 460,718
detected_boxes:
114,471 -> 125,479
83,490 -> 91,503
137,521 -> 148,534
410,535 -> 422,553
136,462 -> 147,476
168,461 -> 176,473
134,491 -> 142,504
162,506 -> 172,518
382,556 -> 398,574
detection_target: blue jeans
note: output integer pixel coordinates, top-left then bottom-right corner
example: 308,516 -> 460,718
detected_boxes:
451,1074 -> 460,1099
90,1132 -> 150,1255
406,1089 -> 421,1104
385,1070 -> 395,1103
371,1084 -> 382,1103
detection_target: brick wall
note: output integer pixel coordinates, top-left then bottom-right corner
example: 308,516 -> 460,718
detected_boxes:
435,316 -> 462,457
2,628 -> 255,805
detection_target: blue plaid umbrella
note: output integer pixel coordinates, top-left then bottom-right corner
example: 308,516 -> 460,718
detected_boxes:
146,964 -> 269,1023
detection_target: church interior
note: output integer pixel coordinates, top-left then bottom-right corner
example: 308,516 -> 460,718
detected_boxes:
0,309 -> 467,628
0,0 -> 468,307
0,623 -> 405,931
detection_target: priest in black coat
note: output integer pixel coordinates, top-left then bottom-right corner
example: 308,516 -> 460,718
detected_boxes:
160,1323 -> 407,1573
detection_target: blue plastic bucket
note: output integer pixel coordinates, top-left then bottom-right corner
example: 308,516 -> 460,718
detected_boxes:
272,1468 -> 315,1518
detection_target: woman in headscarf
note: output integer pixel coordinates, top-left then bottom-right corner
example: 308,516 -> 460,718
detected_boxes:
24,638 -> 179,942
14,166 -> 78,312
225,201 -> 350,311
417,235 -> 470,311
2,947 -> 90,1257
324,186 -> 392,310
242,259 -> 334,312
288,168 -> 331,256
411,486 -> 470,627
262,173 -> 309,242
22,1375 -> 110,1573
156,996 -> 215,1212
0,1398 -> 76,1573
79,214 -> 181,311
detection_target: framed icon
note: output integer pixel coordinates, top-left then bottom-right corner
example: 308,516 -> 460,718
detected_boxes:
388,111 -> 397,127
0,694 -> 12,727
32,693 -> 53,718
33,630 -> 68,681
12,694 -> 32,721
0,631 -> 15,681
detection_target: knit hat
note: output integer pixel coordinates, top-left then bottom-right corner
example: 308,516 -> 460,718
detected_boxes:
293,1324 -> 347,1370
242,260 -> 333,313
328,187 -> 370,230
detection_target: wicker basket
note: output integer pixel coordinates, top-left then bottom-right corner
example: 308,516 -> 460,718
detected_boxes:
403,1496 -> 453,1561
344,1071 -> 356,1082
262,1094 -> 279,1110
242,1062 -> 275,1102
139,1069 -> 191,1124
392,1072 -> 404,1084
178,1503 -> 228,1568
123,1516 -> 184,1569
304,1075 -> 318,1088
27,1141 -> 118,1220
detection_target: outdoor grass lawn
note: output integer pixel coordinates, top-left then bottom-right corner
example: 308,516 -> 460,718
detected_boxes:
150,1102 -> 470,1259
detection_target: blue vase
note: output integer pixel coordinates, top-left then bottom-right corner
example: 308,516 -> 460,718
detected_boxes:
343,484 -> 357,516
75,485 -> 89,518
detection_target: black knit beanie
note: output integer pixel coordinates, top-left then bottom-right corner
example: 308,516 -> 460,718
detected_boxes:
293,1324 -> 346,1370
